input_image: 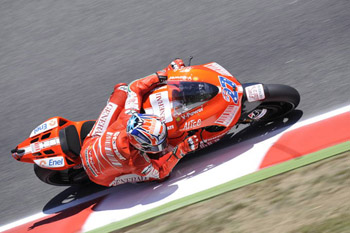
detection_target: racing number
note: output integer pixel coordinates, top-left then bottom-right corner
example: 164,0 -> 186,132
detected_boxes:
219,76 -> 238,104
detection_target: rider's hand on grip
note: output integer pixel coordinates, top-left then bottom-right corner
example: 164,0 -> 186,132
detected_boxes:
156,59 -> 185,83
169,58 -> 185,71
173,135 -> 199,158
183,135 -> 199,153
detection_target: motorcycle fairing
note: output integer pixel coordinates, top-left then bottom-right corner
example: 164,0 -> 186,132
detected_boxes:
143,62 -> 244,146
12,62 -> 244,170
12,117 -> 93,170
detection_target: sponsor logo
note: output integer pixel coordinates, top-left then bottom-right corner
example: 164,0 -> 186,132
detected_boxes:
200,139 -> 219,149
248,109 -> 267,120
91,103 -> 118,137
167,125 -> 174,130
145,166 -> 160,179
168,76 -> 192,81
105,132 -> 123,167
84,147 -> 99,177
149,91 -> 173,123
30,138 -> 60,153
49,120 -> 56,126
204,62 -> 233,77
141,164 -> 153,175
215,105 -> 240,127
156,93 -> 165,120
182,119 -> 201,131
219,76 -> 239,104
31,142 -> 41,153
40,160 -> 46,166
33,124 -> 47,135
125,91 -> 139,111
181,106 -> 203,120
199,132 -> 227,149
245,84 -> 265,102
30,118 -> 58,138
109,174 -> 150,186
34,156 -> 65,168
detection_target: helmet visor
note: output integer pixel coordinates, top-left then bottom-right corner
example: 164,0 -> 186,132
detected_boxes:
141,137 -> 168,153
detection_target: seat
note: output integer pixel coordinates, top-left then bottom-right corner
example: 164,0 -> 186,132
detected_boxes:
59,125 -> 81,159
80,121 -> 95,143
59,121 -> 96,160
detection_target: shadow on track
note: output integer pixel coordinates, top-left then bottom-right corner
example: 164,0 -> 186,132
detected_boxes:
134,109 -> 303,191
42,183 -> 107,213
33,110 -> 302,227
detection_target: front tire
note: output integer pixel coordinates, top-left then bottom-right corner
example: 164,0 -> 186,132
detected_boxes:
243,84 -> 300,122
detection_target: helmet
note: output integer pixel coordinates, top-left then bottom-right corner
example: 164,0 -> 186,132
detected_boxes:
127,113 -> 168,153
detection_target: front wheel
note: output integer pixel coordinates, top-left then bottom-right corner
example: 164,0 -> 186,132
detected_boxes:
249,101 -> 295,122
242,84 -> 300,123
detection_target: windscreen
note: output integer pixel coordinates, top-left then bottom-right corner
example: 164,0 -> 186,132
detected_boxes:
168,81 -> 219,115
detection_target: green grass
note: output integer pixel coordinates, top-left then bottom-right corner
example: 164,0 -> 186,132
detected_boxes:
87,141 -> 350,233
288,214 -> 350,233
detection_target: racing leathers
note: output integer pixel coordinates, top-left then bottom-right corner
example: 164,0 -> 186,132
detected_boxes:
80,59 -> 199,187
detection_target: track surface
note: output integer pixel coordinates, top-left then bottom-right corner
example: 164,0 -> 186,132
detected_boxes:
0,0 -> 349,226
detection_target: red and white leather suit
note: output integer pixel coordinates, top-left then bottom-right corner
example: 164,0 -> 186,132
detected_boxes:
80,60 -> 199,187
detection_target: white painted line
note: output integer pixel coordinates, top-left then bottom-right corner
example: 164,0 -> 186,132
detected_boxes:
82,104 -> 350,232
286,104 -> 350,131
0,213 -> 47,232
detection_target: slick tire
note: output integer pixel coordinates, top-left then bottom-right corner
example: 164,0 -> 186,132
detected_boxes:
34,164 -> 70,186
255,84 -> 300,122
34,164 -> 90,186
263,84 -> 300,108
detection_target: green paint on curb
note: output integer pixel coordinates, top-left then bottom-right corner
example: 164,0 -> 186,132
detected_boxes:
87,141 -> 350,233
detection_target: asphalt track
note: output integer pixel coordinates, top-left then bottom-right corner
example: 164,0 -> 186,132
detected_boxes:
0,0 -> 349,227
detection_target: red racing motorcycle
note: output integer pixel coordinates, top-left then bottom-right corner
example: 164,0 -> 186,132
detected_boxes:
11,62 -> 300,186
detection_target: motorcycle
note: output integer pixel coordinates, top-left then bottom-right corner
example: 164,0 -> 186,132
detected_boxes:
11,61 -> 300,186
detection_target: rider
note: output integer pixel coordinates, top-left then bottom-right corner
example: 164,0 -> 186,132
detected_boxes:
80,59 -> 199,187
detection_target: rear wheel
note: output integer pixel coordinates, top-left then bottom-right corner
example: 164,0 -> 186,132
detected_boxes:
34,164 -> 91,186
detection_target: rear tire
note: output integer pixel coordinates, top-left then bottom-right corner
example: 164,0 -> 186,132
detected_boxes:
34,164 -> 90,186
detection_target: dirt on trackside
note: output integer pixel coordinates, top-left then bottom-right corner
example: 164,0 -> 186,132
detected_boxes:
115,152 -> 350,233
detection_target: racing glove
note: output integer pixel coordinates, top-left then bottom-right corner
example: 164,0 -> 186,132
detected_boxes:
172,135 -> 199,159
168,58 -> 185,71
156,58 -> 186,83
